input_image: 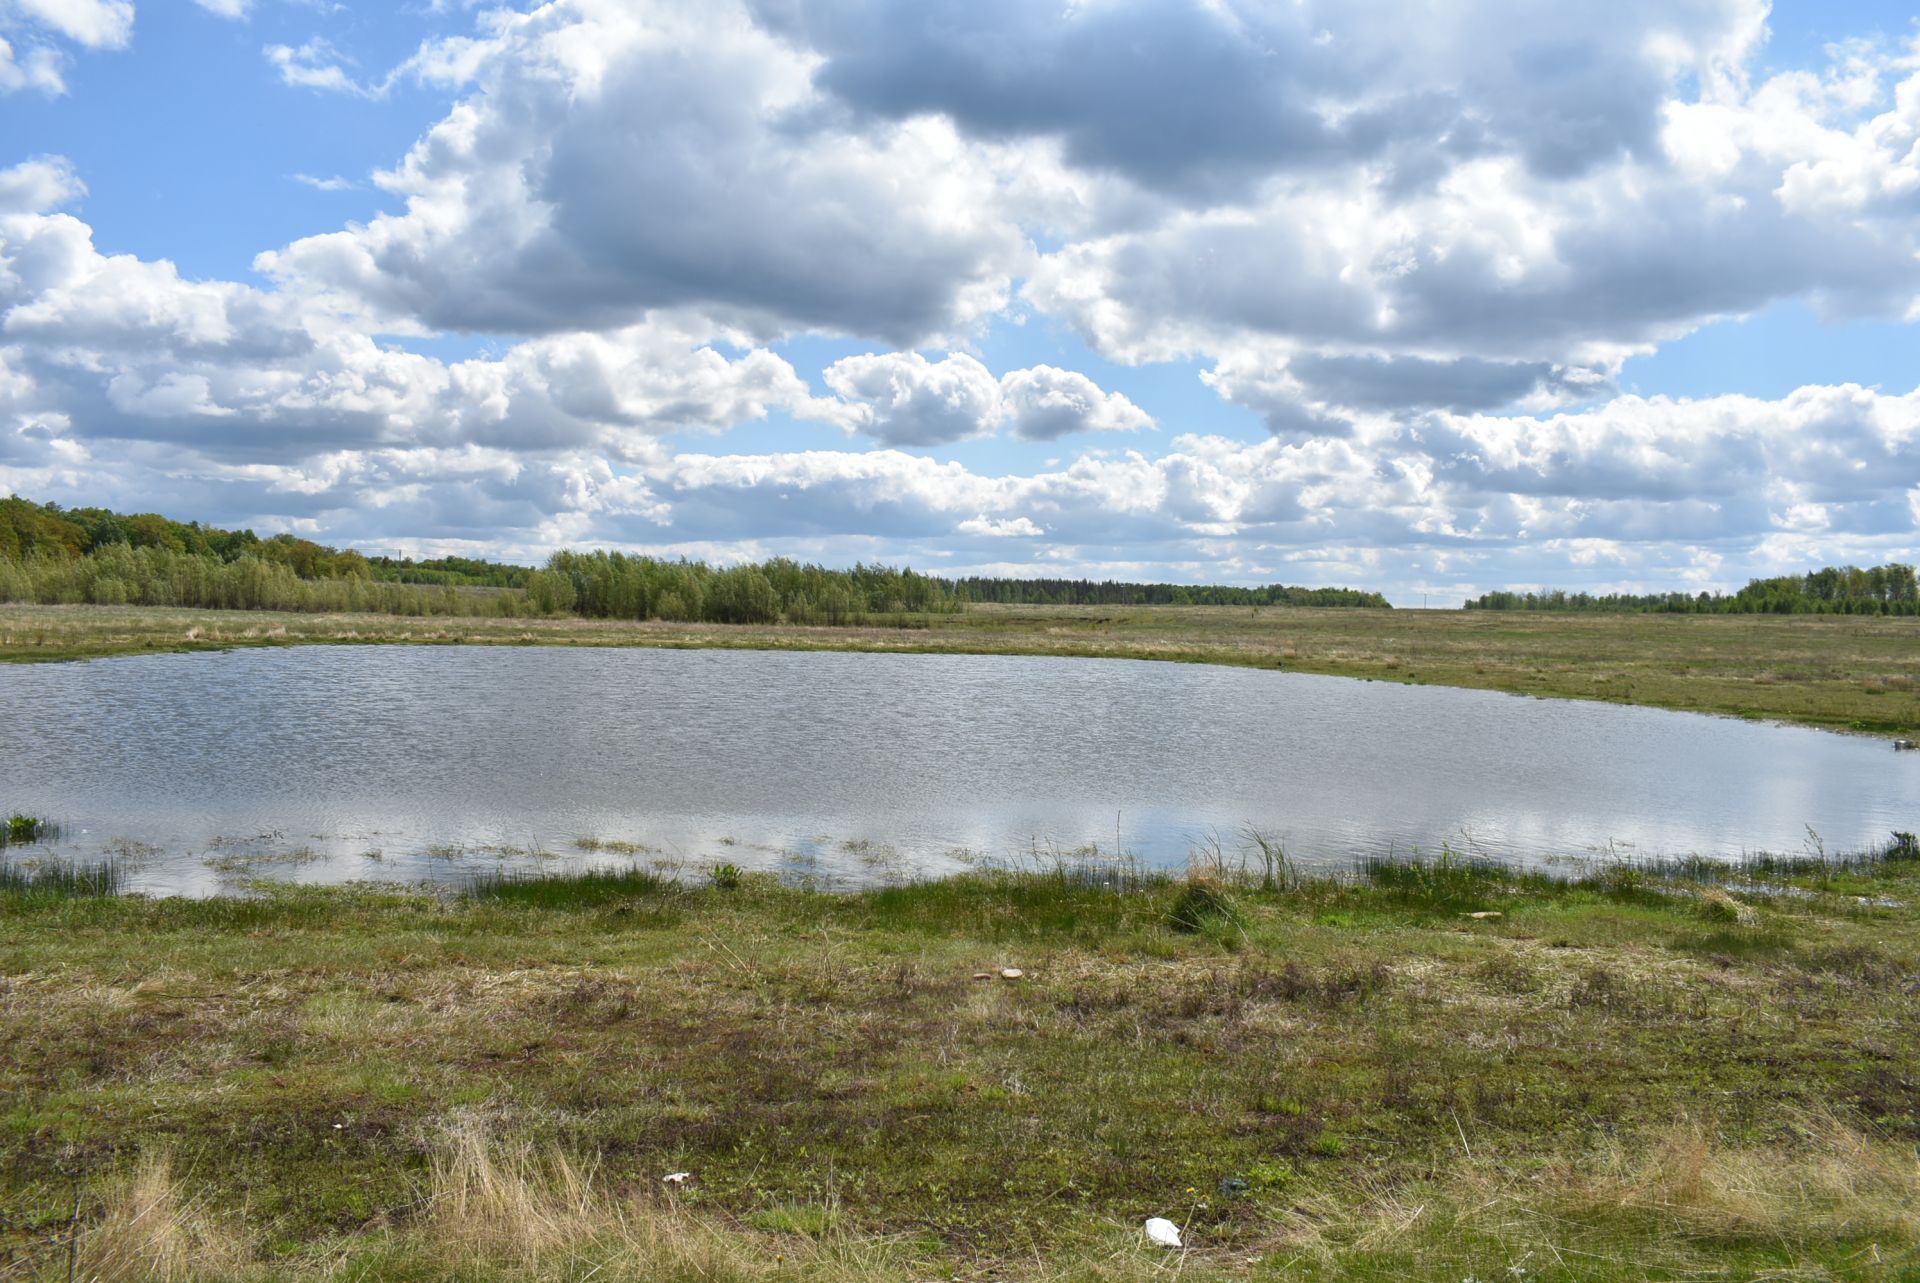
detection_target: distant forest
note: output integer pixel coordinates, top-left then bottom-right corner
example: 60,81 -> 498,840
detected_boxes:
0,496 -> 1387,623
1466,563 -> 1920,615
946,577 -> 1389,607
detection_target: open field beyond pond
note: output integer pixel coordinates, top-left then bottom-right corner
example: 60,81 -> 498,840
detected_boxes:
1,851 -> 1917,1281
3,601 -> 1919,735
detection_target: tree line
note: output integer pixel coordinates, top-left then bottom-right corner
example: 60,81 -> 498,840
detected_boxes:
1465,563 -> 1920,615
0,494 -> 1389,624
0,496 -> 529,587
0,544 -> 519,617
525,551 -> 957,624
947,576 -> 1390,608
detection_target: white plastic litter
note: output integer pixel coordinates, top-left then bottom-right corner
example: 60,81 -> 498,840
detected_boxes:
663,1172 -> 692,1185
1000,968 -> 1024,979
1144,1217 -> 1182,1248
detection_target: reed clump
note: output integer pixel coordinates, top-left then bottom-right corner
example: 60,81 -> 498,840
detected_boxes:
0,857 -> 121,897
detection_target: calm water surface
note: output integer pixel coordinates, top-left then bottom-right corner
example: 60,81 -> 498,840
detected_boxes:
3,645 -> 1916,895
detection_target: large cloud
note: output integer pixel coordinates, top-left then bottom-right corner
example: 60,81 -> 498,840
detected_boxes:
1024,128 -> 1920,376
768,0 -> 1767,196
1000,364 -> 1153,441
256,0 -> 1027,344
0,178 -> 846,465
245,0 -> 1920,427
821,352 -> 1002,446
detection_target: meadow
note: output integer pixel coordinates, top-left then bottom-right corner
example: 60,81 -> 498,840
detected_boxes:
3,600 -> 1917,735
0,843 -> 1916,1281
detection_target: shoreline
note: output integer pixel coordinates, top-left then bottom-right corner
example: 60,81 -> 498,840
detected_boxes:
8,826 -> 1915,904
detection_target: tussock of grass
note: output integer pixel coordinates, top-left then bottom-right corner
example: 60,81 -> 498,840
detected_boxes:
854,865 -> 1165,941
80,1152 -> 251,1283
1166,876 -> 1240,933
1358,846 -> 1517,913
1694,886 -> 1761,925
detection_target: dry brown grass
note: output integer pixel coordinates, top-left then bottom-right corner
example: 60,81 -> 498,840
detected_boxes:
31,1087 -> 1920,1283
79,1152 -> 251,1283
425,1116 -> 689,1276
53,1121 -> 1198,1283
406,1117 -> 933,1283
1695,886 -> 1762,926
1570,1115 -> 1919,1243
1251,1114 -> 1919,1277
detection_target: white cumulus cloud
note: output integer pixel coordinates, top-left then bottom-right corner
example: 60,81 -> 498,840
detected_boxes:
255,0 -> 1026,343
823,352 -> 1155,446
0,0 -> 131,94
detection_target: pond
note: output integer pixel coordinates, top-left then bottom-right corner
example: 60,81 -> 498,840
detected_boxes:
2,645 -> 1915,895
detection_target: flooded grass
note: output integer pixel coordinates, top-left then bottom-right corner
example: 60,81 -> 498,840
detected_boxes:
0,856 -> 121,897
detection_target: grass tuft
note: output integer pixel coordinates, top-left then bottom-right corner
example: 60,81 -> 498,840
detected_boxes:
1166,876 -> 1239,933
464,864 -> 671,909
79,1151 -> 251,1283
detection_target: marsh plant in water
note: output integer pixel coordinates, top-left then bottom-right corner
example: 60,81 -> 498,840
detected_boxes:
1,813 -> 55,846
0,857 -> 121,897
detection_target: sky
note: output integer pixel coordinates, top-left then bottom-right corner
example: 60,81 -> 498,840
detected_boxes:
1,1 -> 1917,604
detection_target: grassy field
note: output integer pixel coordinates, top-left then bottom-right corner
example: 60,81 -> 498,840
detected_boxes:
1,847 -> 1917,1281
3,601 -> 1918,735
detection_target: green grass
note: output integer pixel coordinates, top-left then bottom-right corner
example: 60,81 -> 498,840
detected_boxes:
0,848 -> 1915,1280
464,863 -> 672,909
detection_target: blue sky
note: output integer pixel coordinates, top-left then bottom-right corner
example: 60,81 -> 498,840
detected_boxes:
1,0 -> 1917,602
